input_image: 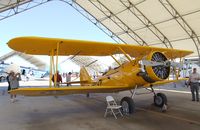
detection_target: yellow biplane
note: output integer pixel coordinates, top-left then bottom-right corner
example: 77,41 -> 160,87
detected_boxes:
8,37 -> 193,113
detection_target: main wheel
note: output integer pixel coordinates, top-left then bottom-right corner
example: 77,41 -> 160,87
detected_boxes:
154,93 -> 167,107
120,97 -> 135,114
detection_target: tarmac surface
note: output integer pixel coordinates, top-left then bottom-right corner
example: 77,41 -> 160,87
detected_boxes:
0,81 -> 200,130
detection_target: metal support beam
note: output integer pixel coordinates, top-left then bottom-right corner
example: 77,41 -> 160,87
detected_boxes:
159,0 -> 200,60
0,0 -> 123,44
120,0 -> 173,48
60,0 -> 124,44
86,60 -> 98,67
0,0 -> 50,21
87,0 -> 148,46
127,8 -> 200,36
70,56 -> 107,73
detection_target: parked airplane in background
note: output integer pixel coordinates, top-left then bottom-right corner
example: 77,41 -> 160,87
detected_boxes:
179,58 -> 200,78
0,62 -> 47,82
7,37 -> 193,113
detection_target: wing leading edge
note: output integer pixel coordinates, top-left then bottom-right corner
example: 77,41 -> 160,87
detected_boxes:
8,37 -> 193,59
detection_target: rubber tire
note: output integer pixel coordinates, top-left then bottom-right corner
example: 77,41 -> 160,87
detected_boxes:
154,93 -> 167,107
120,97 -> 135,114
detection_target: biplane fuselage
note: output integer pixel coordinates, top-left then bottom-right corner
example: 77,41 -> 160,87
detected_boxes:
93,61 -> 146,88
85,51 -> 172,90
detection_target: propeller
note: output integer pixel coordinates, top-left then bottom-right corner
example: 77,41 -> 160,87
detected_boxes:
141,60 -> 182,68
140,52 -> 180,80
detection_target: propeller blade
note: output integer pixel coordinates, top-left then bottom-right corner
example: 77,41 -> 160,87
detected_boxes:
141,60 -> 164,66
170,61 -> 182,68
141,60 -> 182,68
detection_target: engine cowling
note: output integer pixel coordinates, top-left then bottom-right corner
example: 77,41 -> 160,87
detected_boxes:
144,52 -> 170,82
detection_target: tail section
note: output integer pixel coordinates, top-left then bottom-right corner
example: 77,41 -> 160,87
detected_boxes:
80,67 -> 92,86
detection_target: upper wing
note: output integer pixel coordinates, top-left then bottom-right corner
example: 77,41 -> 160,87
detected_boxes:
9,85 -> 133,96
8,37 -> 193,59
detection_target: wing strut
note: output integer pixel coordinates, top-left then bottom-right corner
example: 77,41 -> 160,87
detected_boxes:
49,41 -> 62,88
118,47 -> 133,64
49,50 -> 53,87
111,55 -> 121,66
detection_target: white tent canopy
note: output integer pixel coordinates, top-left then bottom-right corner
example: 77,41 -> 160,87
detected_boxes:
74,0 -> 200,57
0,51 -> 47,70
0,0 -> 200,67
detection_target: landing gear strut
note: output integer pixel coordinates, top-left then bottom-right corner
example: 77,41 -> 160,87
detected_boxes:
123,86 -> 168,114
149,86 -> 168,111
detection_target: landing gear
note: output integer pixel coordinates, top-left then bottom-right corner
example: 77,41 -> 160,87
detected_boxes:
125,86 -> 168,114
154,93 -> 168,112
154,93 -> 167,107
120,97 -> 135,114
149,86 -> 168,110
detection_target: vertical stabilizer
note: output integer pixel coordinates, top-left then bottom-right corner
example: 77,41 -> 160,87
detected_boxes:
80,67 -> 92,86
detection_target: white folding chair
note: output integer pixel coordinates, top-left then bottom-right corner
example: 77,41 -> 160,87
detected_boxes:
104,96 -> 123,119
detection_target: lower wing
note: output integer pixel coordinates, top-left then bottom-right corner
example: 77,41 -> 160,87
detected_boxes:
143,78 -> 188,87
9,85 -> 132,96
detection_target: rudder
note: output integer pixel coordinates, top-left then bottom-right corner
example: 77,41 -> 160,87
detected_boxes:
80,67 -> 92,86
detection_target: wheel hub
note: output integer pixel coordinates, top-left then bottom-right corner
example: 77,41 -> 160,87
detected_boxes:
121,101 -> 129,114
155,96 -> 163,105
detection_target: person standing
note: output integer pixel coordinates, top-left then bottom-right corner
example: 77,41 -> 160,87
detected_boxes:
66,72 -> 72,86
52,71 -> 62,87
6,72 -> 11,92
188,68 -> 200,102
9,71 -> 21,103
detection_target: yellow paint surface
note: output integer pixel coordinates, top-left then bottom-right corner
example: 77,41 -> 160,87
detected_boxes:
7,36 -> 192,96
8,37 -> 193,58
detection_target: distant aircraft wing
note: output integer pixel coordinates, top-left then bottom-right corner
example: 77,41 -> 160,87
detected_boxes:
9,86 -> 133,96
61,81 -> 88,84
8,37 -> 193,59
143,78 -> 188,87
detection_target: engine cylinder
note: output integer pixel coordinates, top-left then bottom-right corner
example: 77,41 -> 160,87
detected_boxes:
145,52 -> 170,81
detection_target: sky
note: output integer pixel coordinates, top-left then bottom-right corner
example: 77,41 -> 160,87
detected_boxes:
0,1 -> 115,72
